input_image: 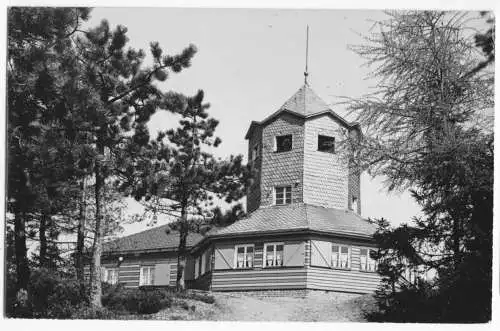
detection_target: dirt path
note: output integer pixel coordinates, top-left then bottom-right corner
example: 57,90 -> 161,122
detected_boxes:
204,292 -> 373,322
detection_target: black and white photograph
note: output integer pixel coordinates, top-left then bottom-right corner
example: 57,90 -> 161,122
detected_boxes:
2,2 -> 496,325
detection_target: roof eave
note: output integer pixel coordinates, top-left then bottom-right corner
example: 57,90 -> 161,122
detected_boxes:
207,228 -> 374,241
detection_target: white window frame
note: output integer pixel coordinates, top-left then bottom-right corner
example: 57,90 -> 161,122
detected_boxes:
234,244 -> 255,269
331,244 -> 351,270
274,186 -> 292,205
105,267 -> 119,284
263,242 -> 285,268
139,266 -> 155,286
359,247 -> 377,272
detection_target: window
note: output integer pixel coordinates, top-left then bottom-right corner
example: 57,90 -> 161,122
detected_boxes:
102,267 -> 119,284
351,196 -> 358,212
332,244 -> 350,269
139,266 -> 155,286
360,248 -> 377,272
275,134 -> 292,152
275,186 -> 292,205
235,245 -> 254,269
318,135 -> 335,153
264,243 -> 284,267
108,268 -> 119,284
252,144 -> 260,162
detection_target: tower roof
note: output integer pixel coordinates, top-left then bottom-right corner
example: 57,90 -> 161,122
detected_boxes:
279,84 -> 330,116
245,84 -> 359,139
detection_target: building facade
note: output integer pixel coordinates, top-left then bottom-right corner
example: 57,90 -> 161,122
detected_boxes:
101,84 -> 381,295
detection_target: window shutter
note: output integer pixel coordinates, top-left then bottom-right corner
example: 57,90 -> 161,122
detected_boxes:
184,257 -> 195,280
310,240 -> 332,267
283,241 -> 305,267
201,252 -> 206,275
154,263 -> 171,286
214,246 -> 234,269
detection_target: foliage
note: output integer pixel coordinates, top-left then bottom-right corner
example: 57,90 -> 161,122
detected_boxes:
123,89 -> 252,290
7,6 -> 92,291
70,16 -> 198,307
347,11 -> 493,190
101,283 -> 173,314
348,11 -> 493,323
6,268 -> 89,318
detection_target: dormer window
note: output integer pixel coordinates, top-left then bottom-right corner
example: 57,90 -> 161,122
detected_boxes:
275,186 -> 292,205
275,134 -> 292,152
318,135 -> 335,153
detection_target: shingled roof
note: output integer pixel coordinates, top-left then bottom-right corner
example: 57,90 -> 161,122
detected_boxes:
280,84 -> 330,116
103,224 -> 204,254
245,84 -> 359,139
211,203 -> 376,239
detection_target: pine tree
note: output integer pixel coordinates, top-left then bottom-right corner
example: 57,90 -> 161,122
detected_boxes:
7,7 -> 91,291
71,19 -> 197,306
123,90 -> 251,291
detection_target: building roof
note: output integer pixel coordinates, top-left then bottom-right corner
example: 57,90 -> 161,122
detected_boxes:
211,203 -> 376,239
103,224 -> 204,254
245,84 -> 359,139
280,84 -> 330,116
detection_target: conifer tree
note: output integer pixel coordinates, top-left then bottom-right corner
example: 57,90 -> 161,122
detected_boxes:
123,90 -> 251,290
7,7 -> 91,291
347,11 -> 493,322
71,20 -> 197,306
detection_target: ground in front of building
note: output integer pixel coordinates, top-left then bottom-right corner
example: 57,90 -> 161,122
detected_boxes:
152,291 -> 377,321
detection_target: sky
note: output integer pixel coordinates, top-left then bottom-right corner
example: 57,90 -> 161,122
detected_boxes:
81,8 -> 425,236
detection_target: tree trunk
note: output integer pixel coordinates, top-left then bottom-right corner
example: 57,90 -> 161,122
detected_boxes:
76,178 -> 86,284
90,159 -> 104,307
176,206 -> 188,292
14,210 -> 30,291
39,211 -> 48,267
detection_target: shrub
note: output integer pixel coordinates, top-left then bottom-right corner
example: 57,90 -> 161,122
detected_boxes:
8,268 -> 88,318
101,285 -> 172,315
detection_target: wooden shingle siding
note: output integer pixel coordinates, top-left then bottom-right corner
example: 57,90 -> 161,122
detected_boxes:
212,268 -> 307,291
306,267 -> 380,294
247,126 -> 263,213
260,113 -> 305,207
303,115 -> 349,209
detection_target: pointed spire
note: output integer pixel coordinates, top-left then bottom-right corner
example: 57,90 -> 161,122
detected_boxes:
304,25 -> 310,86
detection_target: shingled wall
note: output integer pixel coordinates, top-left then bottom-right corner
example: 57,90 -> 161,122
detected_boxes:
258,113 -> 305,208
